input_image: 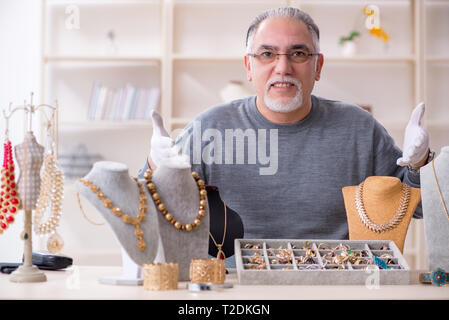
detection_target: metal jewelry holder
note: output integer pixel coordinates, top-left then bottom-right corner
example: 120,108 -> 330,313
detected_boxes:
3,92 -> 58,283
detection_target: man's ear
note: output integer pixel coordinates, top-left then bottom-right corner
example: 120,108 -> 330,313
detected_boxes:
244,55 -> 252,82
314,54 -> 324,81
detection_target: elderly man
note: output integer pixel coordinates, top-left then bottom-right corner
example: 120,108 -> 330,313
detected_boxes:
139,7 -> 431,241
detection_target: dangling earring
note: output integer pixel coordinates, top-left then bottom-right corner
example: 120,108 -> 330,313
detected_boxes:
0,115 -> 21,234
33,115 -> 64,253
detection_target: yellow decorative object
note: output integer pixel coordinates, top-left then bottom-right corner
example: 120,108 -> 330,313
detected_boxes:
363,5 -> 389,42
369,27 -> 389,42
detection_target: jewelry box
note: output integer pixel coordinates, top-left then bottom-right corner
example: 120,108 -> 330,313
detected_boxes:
235,239 -> 410,285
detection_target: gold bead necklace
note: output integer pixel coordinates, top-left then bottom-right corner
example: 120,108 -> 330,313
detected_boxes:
79,177 -> 147,251
143,169 -> 207,231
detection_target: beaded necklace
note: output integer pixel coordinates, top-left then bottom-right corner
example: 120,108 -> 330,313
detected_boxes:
143,169 -> 207,231
0,140 -> 20,234
34,121 -> 65,253
79,177 -> 148,251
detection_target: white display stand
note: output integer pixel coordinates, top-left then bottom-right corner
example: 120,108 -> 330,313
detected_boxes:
98,247 -> 143,286
98,232 -> 166,286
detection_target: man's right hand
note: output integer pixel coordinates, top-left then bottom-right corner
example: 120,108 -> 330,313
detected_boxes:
148,110 -> 181,169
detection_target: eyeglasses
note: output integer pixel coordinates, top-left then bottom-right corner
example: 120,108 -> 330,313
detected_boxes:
248,50 -> 320,64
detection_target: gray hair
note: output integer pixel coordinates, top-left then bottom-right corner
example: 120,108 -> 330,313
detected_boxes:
245,7 -> 320,54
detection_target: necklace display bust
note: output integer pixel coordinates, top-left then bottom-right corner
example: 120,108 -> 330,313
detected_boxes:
77,161 -> 159,266
342,176 -> 421,253
77,158 -> 209,281
206,186 -> 244,259
150,158 -> 210,280
421,146 -> 449,270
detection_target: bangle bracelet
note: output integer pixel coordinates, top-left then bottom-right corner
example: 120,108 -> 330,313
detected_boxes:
189,258 -> 226,284
143,262 -> 179,291
419,268 -> 448,286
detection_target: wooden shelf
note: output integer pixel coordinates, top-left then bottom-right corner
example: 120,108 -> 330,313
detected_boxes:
425,57 -> 449,63
170,117 -> 193,126
60,120 -> 153,131
47,0 -> 161,6
324,55 -> 415,62
171,54 -> 415,63
297,0 -> 411,5
426,120 -> 449,129
173,0 -> 281,5
172,54 -> 244,62
44,55 -> 161,64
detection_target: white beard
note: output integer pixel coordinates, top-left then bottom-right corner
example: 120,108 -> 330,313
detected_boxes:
263,76 -> 303,113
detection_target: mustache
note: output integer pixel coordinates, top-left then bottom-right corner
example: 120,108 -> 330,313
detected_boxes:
265,76 -> 302,92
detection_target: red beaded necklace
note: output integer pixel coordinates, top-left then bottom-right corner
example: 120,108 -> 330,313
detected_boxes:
0,139 -> 20,233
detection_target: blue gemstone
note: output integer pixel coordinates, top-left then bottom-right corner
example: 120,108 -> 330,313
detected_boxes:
431,268 -> 447,286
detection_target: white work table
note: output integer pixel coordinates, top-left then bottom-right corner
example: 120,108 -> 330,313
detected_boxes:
0,266 -> 448,300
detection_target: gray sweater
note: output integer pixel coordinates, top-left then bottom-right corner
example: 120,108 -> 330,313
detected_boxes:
139,95 -> 421,241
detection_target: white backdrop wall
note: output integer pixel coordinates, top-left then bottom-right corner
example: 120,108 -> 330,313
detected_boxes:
0,0 -> 42,262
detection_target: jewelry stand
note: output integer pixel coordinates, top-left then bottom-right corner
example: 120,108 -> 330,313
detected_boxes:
3,93 -> 58,283
97,238 -> 166,286
98,247 -> 143,285
206,186 -> 244,259
77,157 -> 209,282
421,146 -> 449,270
96,231 -> 167,286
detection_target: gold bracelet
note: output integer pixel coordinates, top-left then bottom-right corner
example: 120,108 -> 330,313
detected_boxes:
189,258 -> 225,284
143,262 -> 179,291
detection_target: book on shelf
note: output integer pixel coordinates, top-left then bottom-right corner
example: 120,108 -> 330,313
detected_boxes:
87,82 -> 160,121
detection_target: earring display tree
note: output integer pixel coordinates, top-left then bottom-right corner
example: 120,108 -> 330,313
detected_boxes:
3,93 -> 59,283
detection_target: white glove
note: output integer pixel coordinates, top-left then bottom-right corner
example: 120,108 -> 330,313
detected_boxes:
396,102 -> 430,167
149,110 -> 181,167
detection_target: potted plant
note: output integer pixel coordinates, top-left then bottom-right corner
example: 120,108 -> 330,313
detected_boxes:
339,31 -> 360,57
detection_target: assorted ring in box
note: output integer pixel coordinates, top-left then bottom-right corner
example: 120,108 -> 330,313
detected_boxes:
234,239 -> 411,285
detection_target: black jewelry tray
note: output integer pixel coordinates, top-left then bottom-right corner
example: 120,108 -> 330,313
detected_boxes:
0,251 -> 73,274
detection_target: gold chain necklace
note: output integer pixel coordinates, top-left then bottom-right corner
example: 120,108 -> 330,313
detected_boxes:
143,169 -> 207,231
79,177 -> 147,251
431,159 -> 449,221
76,192 -> 106,226
355,181 -> 411,233
209,200 -> 227,259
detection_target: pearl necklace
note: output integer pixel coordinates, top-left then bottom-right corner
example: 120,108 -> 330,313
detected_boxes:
79,177 -> 148,251
143,169 -> 207,231
34,152 -> 64,253
355,181 -> 411,233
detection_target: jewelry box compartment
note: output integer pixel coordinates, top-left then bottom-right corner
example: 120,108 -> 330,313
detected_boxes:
234,239 -> 410,285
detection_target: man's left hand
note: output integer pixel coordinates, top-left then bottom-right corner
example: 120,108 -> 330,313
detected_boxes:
396,102 -> 430,168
